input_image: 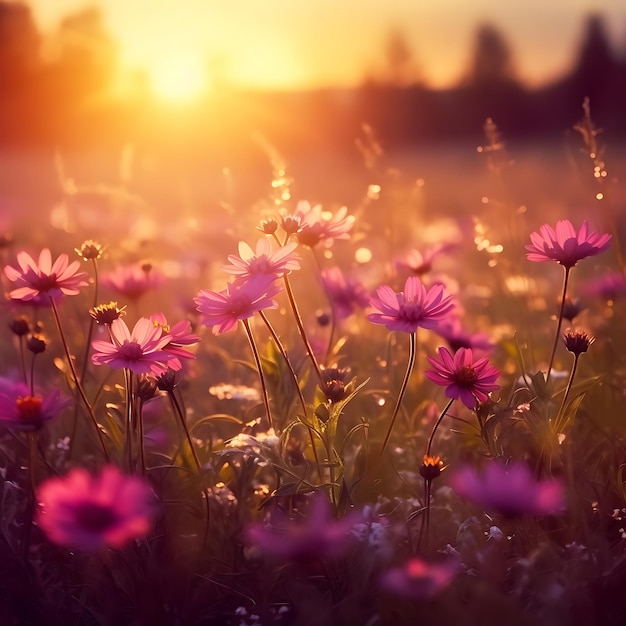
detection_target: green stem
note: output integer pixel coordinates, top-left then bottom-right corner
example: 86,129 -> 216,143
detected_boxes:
425,398 -> 455,458
282,274 -> 323,383
49,296 -> 109,461
168,389 -> 202,472
378,331 -> 416,463
546,266 -> 570,381
553,354 -> 580,435
242,318 -> 273,432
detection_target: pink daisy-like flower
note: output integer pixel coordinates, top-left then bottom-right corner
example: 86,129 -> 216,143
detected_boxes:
525,219 -> 611,268
91,317 -> 173,375
289,201 -> 355,248
449,461 -> 565,518
4,248 -> 88,303
102,263 -> 166,301
394,242 -> 456,276
36,465 -> 156,551
319,266 -> 370,320
381,557 -> 459,599
221,238 -> 301,280
149,313 -> 199,370
425,346 -> 500,409
367,276 -> 455,333
434,317 -> 495,354
194,275 -> 281,335
0,378 -> 71,431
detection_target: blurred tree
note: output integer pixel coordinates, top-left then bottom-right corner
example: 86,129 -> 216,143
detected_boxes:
464,22 -> 518,87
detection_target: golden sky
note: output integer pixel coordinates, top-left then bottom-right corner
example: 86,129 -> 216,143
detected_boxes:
28,0 -> 626,96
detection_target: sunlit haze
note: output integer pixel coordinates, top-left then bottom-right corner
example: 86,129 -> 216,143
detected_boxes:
27,0 -> 626,98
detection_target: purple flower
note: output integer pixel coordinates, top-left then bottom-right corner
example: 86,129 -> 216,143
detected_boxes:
367,276 -> 455,333
221,238 -> 301,280
246,493 -> 359,562
0,378 -> 71,431
286,201 -> 355,248
526,219 -> 611,268
36,465 -> 156,551
425,347 -> 500,409
434,318 -> 495,354
91,317 -> 173,375
381,558 -> 459,598
194,275 -> 281,335
582,270 -> 626,301
449,461 -> 566,517
4,248 -> 88,303
102,263 -> 165,301
319,266 -> 369,320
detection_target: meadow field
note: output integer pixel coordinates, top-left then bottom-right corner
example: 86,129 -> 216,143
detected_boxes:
1,116 -> 626,625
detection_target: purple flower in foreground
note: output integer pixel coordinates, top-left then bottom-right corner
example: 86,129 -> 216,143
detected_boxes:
194,275 -> 281,335
381,558 -> 459,599
0,378 -> 71,431
367,276 -> 455,333
36,465 -> 156,551
150,312 -> 199,370
526,219 -> 611,268
449,461 -> 565,517
91,317 -> 172,374
4,248 -> 88,303
246,493 -> 359,562
425,347 -> 500,409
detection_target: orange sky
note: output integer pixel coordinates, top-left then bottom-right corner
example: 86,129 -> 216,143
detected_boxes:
28,0 -> 626,95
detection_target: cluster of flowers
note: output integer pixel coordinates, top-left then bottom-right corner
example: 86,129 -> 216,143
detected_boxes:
0,208 -> 612,602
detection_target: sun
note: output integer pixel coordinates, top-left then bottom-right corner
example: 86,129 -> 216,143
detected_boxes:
149,56 -> 207,104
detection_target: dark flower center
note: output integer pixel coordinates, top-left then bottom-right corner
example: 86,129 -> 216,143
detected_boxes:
120,341 -> 145,359
453,365 -> 478,388
74,502 -> 118,533
34,273 -> 58,292
16,396 -> 43,427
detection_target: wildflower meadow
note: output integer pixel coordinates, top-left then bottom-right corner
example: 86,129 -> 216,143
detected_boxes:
1,110 -> 626,626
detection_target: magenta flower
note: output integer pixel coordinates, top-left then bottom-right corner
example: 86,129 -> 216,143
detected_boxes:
394,242 -> 456,276
582,270 -> 626,301
221,238 -> 301,280
150,313 -> 199,370
91,317 -> 173,375
381,558 -> 459,598
526,219 -> 611,268
449,461 -> 565,517
0,378 -> 71,431
102,263 -> 165,301
36,465 -> 156,551
4,248 -> 88,303
289,201 -> 355,247
367,276 -> 455,333
320,266 -> 370,320
434,318 -> 494,354
425,346 -> 500,409
246,494 -> 359,562
194,275 -> 281,335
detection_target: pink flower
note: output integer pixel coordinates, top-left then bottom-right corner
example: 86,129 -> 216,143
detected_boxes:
221,238 -> 300,280
449,461 -> 565,517
36,465 -> 156,551
319,266 -> 369,320
289,201 -> 355,247
425,347 -> 500,409
582,270 -> 626,301
150,313 -> 199,370
367,276 -> 455,333
194,275 -> 281,335
102,263 -> 165,301
246,493 -> 360,562
394,243 -> 456,276
434,318 -> 494,354
0,378 -> 71,431
91,317 -> 173,374
381,558 -> 459,598
526,219 -> 611,268
4,248 -> 88,303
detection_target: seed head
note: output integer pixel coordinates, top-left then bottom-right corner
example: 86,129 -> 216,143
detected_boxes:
75,240 -> 104,261
562,329 -> 595,356
420,455 -> 444,481
90,302 -> 127,326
